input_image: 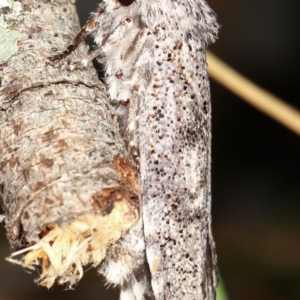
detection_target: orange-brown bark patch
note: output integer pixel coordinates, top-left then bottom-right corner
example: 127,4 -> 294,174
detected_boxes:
91,156 -> 140,215
33,181 -> 46,192
42,128 -> 58,143
10,118 -> 23,136
55,139 -> 69,151
44,198 -> 54,205
113,156 -> 139,194
41,158 -> 54,168
8,156 -> 19,168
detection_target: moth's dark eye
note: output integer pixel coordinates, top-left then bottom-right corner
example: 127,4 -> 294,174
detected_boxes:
119,0 -> 135,6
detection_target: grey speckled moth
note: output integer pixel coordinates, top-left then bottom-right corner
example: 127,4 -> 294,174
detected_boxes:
50,0 -> 219,299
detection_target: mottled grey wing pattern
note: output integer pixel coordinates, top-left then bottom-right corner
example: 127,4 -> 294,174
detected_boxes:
138,22 -> 218,299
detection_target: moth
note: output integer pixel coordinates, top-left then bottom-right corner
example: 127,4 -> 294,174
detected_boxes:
50,0 -> 219,299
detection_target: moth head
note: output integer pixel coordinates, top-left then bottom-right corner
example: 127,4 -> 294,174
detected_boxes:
101,0 -> 218,46
118,0 -> 135,6
102,0 -> 137,12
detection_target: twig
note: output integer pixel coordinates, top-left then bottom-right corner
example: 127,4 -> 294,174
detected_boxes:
207,51 -> 300,135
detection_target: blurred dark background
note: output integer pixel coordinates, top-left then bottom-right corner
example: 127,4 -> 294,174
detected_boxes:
1,0 -> 299,299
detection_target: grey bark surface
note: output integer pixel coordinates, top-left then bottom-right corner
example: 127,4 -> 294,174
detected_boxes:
0,0 -> 136,250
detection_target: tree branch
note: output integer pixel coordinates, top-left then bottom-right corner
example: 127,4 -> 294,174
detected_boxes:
0,0 -> 138,288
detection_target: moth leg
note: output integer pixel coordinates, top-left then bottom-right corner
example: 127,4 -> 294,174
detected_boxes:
82,47 -> 103,65
120,267 -> 154,300
49,6 -> 103,62
99,218 -> 154,300
67,47 -> 103,70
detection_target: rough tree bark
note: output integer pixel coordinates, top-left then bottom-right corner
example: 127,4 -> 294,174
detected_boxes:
0,0 -> 139,288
